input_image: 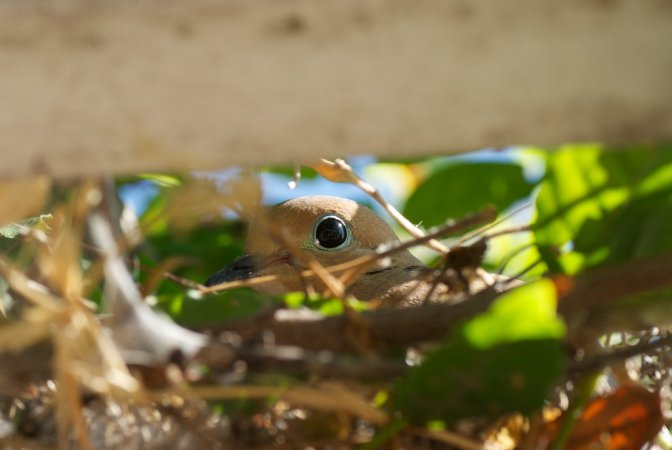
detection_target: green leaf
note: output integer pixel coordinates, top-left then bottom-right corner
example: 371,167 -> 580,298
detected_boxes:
157,288 -> 272,327
138,173 -> 183,187
0,214 -> 52,239
403,162 -> 533,228
282,292 -> 370,315
534,144 -> 672,273
464,279 -> 565,348
393,280 -> 565,424
395,339 -> 563,425
263,165 -> 319,180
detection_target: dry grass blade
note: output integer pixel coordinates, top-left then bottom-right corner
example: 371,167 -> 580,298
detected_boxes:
408,427 -> 486,450
36,213 -> 83,298
156,383 -> 388,425
166,173 -> 262,232
0,258 -> 64,313
0,307 -> 54,353
0,176 -> 50,226
55,331 -> 93,450
140,255 -> 194,296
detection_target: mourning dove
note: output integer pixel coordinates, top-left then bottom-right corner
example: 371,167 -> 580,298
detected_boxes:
205,196 -> 487,306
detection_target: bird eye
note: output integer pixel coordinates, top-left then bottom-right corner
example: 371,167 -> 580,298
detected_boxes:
313,215 -> 350,250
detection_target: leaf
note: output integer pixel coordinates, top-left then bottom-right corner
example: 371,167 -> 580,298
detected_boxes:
0,176 -> 50,227
540,386 -> 664,450
403,162 -> 533,228
395,339 -> 564,425
394,280 -> 565,424
534,144 -> 672,274
140,220 -> 246,297
463,279 -> 566,348
263,165 -> 319,180
138,173 -> 183,187
0,214 -> 52,239
282,292 -> 370,315
157,288 -> 272,327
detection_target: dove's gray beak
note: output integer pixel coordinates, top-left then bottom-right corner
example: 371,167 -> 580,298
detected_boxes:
204,254 -> 259,287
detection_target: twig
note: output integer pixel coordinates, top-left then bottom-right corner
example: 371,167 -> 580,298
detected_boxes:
149,384 -> 388,425
482,224 -> 531,241
81,242 -> 204,290
454,200 -> 533,246
567,333 -> 672,375
200,254 -> 672,353
508,258 -> 542,280
408,426 -> 485,450
287,162 -> 302,190
202,285 -> 504,352
196,342 -> 407,380
496,242 -> 535,275
200,206 -> 496,294
313,158 -> 451,254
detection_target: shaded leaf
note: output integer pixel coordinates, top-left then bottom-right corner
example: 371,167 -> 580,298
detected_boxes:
394,280 -> 565,424
395,339 -> 564,424
157,288 -> 272,328
403,162 -> 532,228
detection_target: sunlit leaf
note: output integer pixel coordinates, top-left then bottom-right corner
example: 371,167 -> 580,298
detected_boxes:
464,279 -> 565,348
138,173 -> 183,187
403,162 -> 533,228
282,292 -> 370,315
534,144 -> 672,274
0,214 -> 52,239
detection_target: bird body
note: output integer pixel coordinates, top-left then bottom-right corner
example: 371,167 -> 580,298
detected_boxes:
206,196 -> 476,306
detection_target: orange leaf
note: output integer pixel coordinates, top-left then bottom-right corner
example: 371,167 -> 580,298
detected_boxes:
540,385 -> 663,450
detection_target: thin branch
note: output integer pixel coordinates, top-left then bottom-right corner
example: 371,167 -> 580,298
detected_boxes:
313,158 -> 451,254
567,333 -> 672,375
454,200 -> 533,246
558,253 -> 672,314
202,285 -> 504,352
200,206 -> 496,295
496,242 -> 535,275
482,224 -> 531,241
196,342 -> 407,380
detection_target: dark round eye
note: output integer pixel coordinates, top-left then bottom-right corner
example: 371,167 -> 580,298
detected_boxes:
314,215 -> 350,250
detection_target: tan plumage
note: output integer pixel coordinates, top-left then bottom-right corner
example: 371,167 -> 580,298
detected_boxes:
206,196 -> 481,306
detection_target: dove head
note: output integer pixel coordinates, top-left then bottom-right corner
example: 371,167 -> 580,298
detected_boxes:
205,196 -> 425,303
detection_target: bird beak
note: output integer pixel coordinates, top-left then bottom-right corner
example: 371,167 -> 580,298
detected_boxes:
204,254 -> 259,287
204,253 -> 293,287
